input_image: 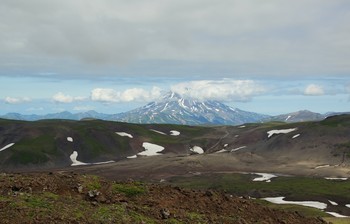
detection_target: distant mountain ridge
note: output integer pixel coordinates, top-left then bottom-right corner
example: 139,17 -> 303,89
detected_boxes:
266,110 -> 326,123
1,92 -> 349,125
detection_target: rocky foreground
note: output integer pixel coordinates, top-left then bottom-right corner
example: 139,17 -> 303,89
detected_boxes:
0,172 -> 327,224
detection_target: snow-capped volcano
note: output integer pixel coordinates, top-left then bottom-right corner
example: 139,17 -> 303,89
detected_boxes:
113,92 -> 269,125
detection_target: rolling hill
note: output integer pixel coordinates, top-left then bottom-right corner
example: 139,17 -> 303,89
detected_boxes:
0,115 -> 349,176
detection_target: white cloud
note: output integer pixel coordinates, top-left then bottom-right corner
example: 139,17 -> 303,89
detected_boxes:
4,96 -> 31,104
52,92 -> 86,103
304,84 -> 324,96
171,79 -> 266,102
91,87 -> 162,103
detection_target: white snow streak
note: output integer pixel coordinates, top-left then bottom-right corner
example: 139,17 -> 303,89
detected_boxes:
93,161 -> 115,165
115,132 -> 133,138
325,177 -> 348,180
285,115 -> 292,121
263,197 -> 327,210
292,134 -> 300,139
215,149 -> 227,153
150,129 -> 167,135
315,164 -> 330,169
0,143 -> 15,152
328,200 -> 338,206
127,155 -> 137,159
138,142 -> 165,156
267,128 -> 297,138
230,146 -> 246,152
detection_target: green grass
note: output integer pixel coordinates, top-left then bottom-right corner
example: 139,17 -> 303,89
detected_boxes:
82,175 -> 102,190
112,182 -> 146,197
323,217 -> 350,224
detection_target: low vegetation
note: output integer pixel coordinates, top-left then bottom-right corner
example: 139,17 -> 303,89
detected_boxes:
0,172 -> 325,223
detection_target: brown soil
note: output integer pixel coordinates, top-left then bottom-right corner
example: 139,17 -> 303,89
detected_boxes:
0,172 -> 327,224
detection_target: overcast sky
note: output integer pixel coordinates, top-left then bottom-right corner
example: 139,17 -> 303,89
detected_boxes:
1,0 -> 349,115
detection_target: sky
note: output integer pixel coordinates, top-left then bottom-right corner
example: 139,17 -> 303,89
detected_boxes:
0,0 -> 350,116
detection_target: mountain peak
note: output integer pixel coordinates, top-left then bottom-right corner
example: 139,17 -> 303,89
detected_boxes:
161,91 -> 182,101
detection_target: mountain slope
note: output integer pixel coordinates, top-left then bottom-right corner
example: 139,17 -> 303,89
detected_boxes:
112,92 -> 269,125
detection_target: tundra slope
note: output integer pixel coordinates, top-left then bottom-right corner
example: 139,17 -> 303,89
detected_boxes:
0,115 -> 349,178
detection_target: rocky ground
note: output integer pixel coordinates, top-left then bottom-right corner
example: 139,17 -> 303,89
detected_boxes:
0,172 -> 328,224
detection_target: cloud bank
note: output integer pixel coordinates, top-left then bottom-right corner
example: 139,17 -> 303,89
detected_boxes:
4,97 -> 31,104
52,92 -> 85,103
304,84 -> 325,96
1,0 -> 350,78
91,87 -> 162,103
171,79 -> 266,102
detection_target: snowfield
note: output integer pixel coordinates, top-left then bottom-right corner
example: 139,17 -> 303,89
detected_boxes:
0,143 -> 15,152
267,128 -> 297,138
127,155 -> 137,159
138,142 -> 165,156
252,173 -> 277,182
67,137 -> 73,142
263,197 -> 327,210
190,146 -> 204,154
70,151 -> 88,166
115,132 -> 133,138
170,130 -> 180,136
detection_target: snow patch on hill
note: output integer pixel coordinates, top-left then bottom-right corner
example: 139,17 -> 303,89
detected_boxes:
252,173 -> 277,182
190,146 -> 204,154
70,151 -> 88,166
116,132 -> 133,138
138,142 -> 165,156
267,128 -> 297,138
263,197 -> 327,210
170,130 -> 180,136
